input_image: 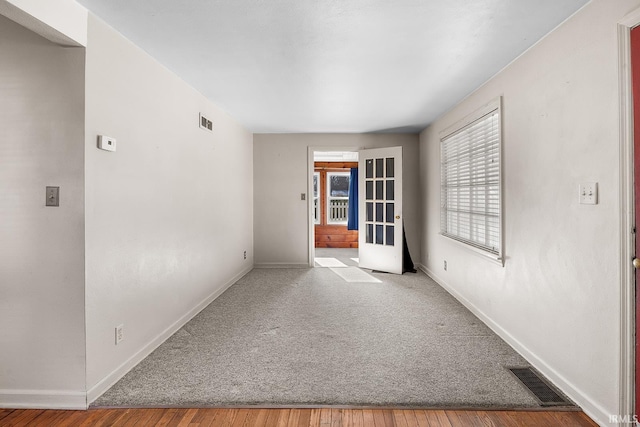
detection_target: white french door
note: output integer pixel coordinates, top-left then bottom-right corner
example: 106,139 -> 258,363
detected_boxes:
358,146 -> 403,274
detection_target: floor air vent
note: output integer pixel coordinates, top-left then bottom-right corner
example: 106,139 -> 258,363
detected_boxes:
508,367 -> 572,406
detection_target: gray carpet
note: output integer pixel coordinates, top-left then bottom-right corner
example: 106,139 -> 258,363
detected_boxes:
93,267 -> 542,408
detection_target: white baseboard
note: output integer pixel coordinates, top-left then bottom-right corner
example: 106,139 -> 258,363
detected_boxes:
254,262 -> 310,269
419,264 -> 609,427
86,265 -> 253,404
0,389 -> 87,410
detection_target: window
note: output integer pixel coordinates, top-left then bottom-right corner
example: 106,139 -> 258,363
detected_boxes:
440,97 -> 502,260
326,172 -> 350,224
313,172 -> 320,224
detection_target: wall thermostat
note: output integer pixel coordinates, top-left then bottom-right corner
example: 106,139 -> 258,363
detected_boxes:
98,135 -> 117,152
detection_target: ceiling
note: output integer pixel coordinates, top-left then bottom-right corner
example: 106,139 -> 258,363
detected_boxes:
76,0 -> 589,134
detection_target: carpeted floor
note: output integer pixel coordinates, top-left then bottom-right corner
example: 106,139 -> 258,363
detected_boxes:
93,265 -> 543,408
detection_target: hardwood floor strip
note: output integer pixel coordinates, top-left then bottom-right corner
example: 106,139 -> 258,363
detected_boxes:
175,408 -> 200,427
310,408 -> 322,427
75,409 -> 110,427
371,410 -> 386,427
493,411 -> 522,427
382,409 -> 396,427
30,410 -> 73,427
434,410 -> 452,427
55,410 -> 92,427
443,411 -> 465,427
210,408 -> 239,427
264,408 -> 283,427
506,410 -> 545,427
285,408 -> 302,427
245,409 -> 269,427
411,410 -> 430,427
550,411 -> 595,427
392,409 -> 409,427
0,409 -> 15,421
96,408 -> 132,427
196,409 -> 217,427
341,408 -> 353,427
362,410 -> 376,427
352,409 -> 365,427
331,408 -> 343,427
0,408 -> 599,427
295,409 -> 311,427
454,410 -> 482,427
229,408 -> 250,427
123,409 -> 156,427
109,409 -> 142,427
319,408 -> 333,426
154,408 -> 181,427
0,408 -> 42,426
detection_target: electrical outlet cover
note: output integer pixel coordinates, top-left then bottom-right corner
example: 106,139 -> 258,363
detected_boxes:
98,135 -> 117,152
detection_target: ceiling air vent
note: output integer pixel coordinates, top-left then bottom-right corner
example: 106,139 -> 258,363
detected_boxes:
199,113 -> 213,132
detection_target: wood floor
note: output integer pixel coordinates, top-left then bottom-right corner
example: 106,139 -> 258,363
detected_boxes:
0,407 -> 597,426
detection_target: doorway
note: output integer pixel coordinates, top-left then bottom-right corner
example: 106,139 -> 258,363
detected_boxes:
308,149 -> 360,268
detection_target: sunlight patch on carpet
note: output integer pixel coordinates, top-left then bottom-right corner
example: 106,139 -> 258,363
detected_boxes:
315,258 -> 347,267
329,266 -> 381,283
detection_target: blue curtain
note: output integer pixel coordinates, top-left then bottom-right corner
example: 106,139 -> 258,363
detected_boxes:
347,167 -> 358,230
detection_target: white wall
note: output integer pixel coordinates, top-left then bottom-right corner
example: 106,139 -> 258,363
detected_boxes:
84,15 -> 254,400
0,15 -> 86,408
419,0 -> 640,424
0,0 -> 87,46
254,134 -> 420,266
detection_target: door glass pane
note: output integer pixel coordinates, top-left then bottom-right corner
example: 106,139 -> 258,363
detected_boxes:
366,159 -> 374,178
375,224 -> 384,244
376,203 -> 383,222
386,180 -> 394,201
386,203 -> 394,223
366,202 -> 373,222
366,224 -> 373,244
386,158 -> 394,178
366,181 -> 373,200
375,158 -> 384,178
375,180 -> 383,199
386,225 -> 394,246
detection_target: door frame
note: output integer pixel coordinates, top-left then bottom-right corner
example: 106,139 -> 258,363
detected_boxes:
618,8 -> 640,419
307,146 -> 362,267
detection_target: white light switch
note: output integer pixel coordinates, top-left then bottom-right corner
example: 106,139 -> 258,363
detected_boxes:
98,135 -> 117,152
579,182 -> 598,205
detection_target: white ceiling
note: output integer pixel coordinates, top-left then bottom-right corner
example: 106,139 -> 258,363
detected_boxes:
76,0 -> 589,134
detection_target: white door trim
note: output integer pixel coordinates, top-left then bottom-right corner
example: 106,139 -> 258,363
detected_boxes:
617,8 -> 640,420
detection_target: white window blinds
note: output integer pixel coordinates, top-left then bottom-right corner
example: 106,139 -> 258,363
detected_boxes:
440,101 -> 501,257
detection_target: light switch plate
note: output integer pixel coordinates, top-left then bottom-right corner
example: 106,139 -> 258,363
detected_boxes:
46,186 -> 59,207
579,182 -> 598,205
98,135 -> 117,152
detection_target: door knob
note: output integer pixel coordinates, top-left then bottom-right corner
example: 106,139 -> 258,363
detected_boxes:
395,215 -> 400,219
634,258 -> 640,269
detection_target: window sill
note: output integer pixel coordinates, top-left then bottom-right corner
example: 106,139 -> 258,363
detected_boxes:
439,233 -> 504,267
